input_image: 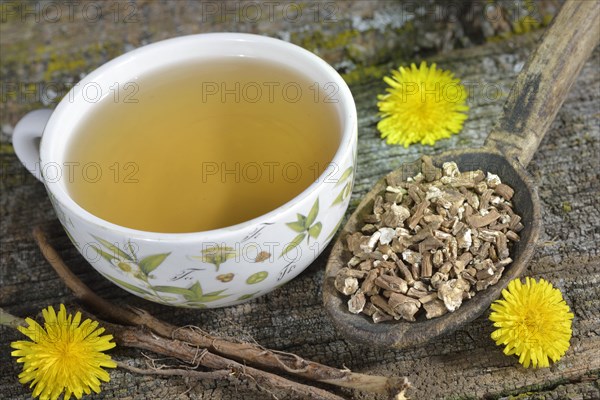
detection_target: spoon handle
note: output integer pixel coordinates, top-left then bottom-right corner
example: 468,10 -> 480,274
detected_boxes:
485,0 -> 599,167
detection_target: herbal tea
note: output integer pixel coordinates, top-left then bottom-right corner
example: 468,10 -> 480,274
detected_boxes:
64,58 -> 341,233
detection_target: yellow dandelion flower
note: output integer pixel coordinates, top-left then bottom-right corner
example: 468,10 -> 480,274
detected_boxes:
377,61 -> 469,147
10,304 -> 116,400
489,277 -> 574,368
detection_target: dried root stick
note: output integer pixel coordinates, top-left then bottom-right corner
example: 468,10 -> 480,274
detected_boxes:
32,227 -> 410,399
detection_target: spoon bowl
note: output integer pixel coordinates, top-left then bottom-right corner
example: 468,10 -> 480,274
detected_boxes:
323,148 -> 540,348
323,0 -> 599,349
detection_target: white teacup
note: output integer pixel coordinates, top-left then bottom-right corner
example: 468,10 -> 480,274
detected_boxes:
12,33 -> 357,308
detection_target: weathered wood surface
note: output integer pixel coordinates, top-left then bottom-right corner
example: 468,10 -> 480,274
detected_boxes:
1,1 -> 599,399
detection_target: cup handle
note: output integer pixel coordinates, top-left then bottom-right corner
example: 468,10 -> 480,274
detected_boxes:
12,109 -> 53,182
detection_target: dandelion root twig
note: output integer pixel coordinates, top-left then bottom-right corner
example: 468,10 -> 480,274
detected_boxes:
32,227 -> 144,326
116,361 -> 232,380
32,226 -> 410,399
109,324 -> 346,400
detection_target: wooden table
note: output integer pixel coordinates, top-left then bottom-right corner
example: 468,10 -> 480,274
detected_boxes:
1,1 -> 598,398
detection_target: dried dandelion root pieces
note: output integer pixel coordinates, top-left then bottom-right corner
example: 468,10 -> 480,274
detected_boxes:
335,156 -> 524,323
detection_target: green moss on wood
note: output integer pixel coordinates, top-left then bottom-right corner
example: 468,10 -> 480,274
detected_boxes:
342,64 -> 388,86
291,29 -> 359,52
3,41 -> 125,82
43,54 -> 87,81
0,143 -> 15,154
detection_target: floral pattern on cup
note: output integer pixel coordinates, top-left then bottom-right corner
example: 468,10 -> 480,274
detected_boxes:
48,193 -> 74,229
44,144 -> 354,309
325,215 -> 346,243
90,236 -> 232,307
90,235 -> 174,302
192,245 -> 237,271
281,198 -> 321,258
152,281 -> 230,308
331,166 -> 354,207
55,160 -> 354,308
216,273 -> 235,283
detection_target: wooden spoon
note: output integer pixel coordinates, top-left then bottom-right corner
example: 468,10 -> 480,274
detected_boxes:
323,0 -> 599,349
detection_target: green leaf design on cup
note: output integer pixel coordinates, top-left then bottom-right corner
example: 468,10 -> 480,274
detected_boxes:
91,246 -> 115,263
325,215 -> 345,242
308,222 -> 322,239
183,282 -> 229,303
153,281 -> 230,305
91,236 -> 170,281
90,234 -> 170,302
331,166 -> 353,206
280,198 -> 322,258
305,199 -> 319,227
192,246 -> 237,271
246,271 -> 268,284
237,291 -> 260,301
196,291 -> 230,303
335,166 -> 353,187
139,253 -> 170,275
106,274 -> 155,296
93,235 -> 133,261
281,233 -> 306,257
285,220 -> 306,233
151,285 -> 194,296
